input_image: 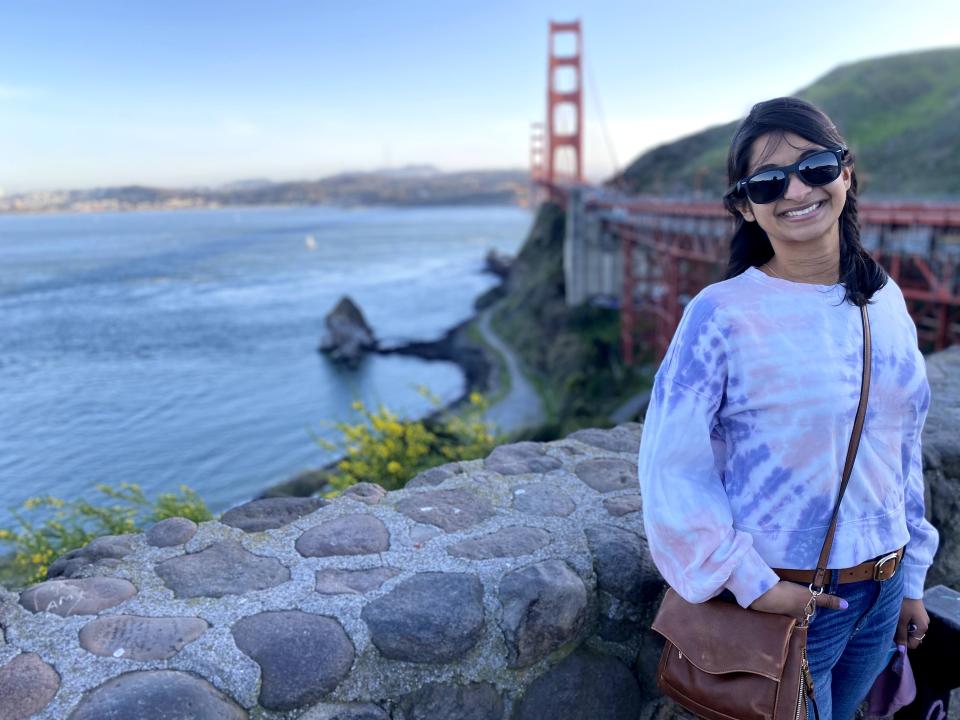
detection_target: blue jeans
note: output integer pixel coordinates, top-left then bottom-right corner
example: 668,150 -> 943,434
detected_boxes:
804,565 -> 905,720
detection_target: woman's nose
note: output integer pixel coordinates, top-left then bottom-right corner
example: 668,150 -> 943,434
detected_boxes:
782,171 -> 813,201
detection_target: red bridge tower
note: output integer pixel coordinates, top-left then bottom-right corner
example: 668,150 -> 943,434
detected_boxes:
545,21 -> 583,185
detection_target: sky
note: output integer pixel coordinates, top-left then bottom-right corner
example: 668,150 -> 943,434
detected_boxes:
1,1 -> 958,193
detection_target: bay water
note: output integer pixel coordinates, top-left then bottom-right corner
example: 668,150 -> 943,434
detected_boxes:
0,205 -> 531,526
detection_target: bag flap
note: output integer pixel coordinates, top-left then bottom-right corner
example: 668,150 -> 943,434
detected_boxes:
651,588 -> 798,681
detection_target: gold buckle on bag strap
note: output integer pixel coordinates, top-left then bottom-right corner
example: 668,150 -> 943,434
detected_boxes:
873,550 -> 901,581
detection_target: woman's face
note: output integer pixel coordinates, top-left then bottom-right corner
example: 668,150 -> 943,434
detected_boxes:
738,131 -> 852,250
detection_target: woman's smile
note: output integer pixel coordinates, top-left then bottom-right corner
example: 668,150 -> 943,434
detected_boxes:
778,199 -> 824,220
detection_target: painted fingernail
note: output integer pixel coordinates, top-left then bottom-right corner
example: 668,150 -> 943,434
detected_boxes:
907,623 -> 917,632
839,599 -> 849,609
898,644 -> 907,653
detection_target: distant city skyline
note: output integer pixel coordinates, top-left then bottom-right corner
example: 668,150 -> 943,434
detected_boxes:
1,1 -> 958,194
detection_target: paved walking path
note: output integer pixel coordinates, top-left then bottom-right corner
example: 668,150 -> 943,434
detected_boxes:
475,309 -> 546,435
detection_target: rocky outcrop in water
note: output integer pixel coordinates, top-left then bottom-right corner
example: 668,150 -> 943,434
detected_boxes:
318,296 -> 378,367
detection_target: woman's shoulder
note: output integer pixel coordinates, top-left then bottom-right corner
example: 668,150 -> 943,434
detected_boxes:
681,270 -> 757,320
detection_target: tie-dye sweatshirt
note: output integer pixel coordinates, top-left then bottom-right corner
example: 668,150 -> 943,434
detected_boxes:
637,266 -> 938,608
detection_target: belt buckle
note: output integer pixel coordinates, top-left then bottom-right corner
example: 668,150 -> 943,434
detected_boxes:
873,551 -> 900,581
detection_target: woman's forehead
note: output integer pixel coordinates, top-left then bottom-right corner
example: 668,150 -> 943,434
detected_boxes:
748,131 -> 823,170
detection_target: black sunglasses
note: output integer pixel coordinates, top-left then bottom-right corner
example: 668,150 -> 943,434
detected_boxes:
732,146 -> 847,204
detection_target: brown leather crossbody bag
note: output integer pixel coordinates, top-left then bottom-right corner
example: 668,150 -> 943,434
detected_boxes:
651,303 -> 872,720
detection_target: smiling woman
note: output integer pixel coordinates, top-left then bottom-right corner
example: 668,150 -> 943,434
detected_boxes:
639,97 -> 938,720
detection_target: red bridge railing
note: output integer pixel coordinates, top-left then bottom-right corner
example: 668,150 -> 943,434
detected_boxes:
580,197 -> 960,364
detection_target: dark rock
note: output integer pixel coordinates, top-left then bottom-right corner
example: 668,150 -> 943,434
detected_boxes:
922,346 -> 960,588
394,489 -> 495,532
79,615 -> 208,660
155,541 -> 289,598
232,610 -> 355,711
315,567 -> 401,594
498,559 -> 588,668
484,442 -> 563,475
46,534 -> 137,579
484,248 -> 513,279
146,517 -> 198,547
67,670 -> 247,719
20,577 -> 137,617
568,425 -> 642,455
398,681 -> 504,720
295,514 -> 390,557
0,653 -> 59,720
597,613 -> 645,642
510,483 -> 576,517
447,526 -> 551,560
603,493 -> 642,516
318,296 -> 377,367
299,704 -> 390,720
221,496 -> 327,533
511,648 -> 642,720
406,462 -> 464,489
362,572 -> 485,662
573,458 -> 637,493
584,525 -> 663,605
341,482 -> 388,505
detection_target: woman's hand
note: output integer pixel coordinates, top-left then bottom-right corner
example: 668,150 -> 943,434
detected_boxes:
749,581 -> 848,620
895,598 -> 929,651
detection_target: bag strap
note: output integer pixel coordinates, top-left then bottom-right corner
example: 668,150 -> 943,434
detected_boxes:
810,303 -> 872,591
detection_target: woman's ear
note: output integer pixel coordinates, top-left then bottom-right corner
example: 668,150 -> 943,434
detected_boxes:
841,163 -> 853,193
739,202 -> 756,223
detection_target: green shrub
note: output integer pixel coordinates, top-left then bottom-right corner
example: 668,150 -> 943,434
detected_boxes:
0,482 -> 211,587
316,386 -> 500,495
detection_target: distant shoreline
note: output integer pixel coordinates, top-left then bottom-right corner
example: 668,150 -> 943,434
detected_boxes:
0,168 -> 531,215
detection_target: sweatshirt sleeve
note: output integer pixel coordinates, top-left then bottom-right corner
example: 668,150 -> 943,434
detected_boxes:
900,356 -> 939,598
638,292 -> 779,608
890,282 -> 939,599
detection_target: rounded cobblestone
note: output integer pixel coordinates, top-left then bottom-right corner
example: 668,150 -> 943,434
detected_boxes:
79,615 -> 208,660
146,517 -> 198,547
232,610 -> 355,711
361,572 -> 485,663
0,653 -> 60,720
295,514 -> 390,557
68,670 -> 247,719
155,541 -> 289,598
394,489 -> 495,532
20,577 -> 136,617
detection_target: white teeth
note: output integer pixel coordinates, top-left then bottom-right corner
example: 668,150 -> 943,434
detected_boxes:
783,201 -> 822,217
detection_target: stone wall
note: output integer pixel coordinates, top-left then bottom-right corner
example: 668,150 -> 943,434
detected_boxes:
1,347 -> 956,720
1,423 -> 670,720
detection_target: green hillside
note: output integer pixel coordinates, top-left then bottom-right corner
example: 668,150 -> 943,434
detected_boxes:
619,47 -> 960,200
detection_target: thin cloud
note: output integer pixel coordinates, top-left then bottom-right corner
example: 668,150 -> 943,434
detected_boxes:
0,84 -> 36,100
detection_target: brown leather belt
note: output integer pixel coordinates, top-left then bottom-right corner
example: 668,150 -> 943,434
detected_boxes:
773,547 -> 904,585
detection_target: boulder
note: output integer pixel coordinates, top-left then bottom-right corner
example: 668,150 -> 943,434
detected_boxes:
318,296 -> 377,367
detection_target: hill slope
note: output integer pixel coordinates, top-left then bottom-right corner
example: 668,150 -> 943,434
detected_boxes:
619,47 -> 960,200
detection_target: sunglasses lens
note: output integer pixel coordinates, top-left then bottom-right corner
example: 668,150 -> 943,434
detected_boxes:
798,151 -> 842,186
745,170 -> 786,204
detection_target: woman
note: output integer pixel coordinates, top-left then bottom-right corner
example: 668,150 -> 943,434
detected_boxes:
637,97 -> 939,720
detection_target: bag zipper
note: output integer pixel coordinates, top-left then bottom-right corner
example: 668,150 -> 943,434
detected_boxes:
795,648 -> 814,720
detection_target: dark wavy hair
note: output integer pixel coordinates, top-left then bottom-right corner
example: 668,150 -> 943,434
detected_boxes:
721,97 -> 887,306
